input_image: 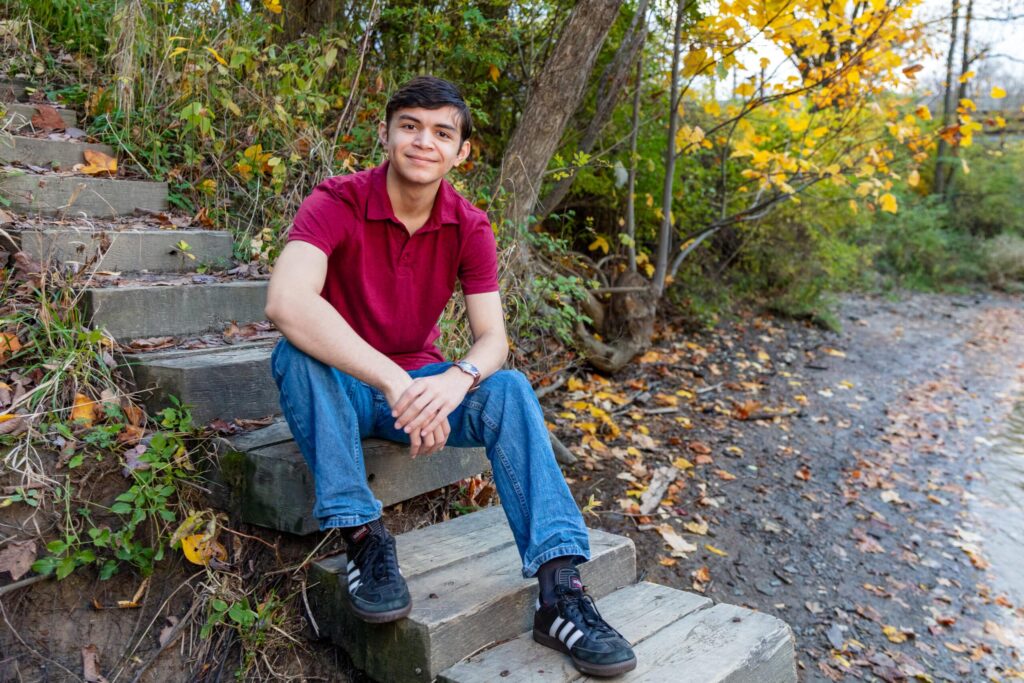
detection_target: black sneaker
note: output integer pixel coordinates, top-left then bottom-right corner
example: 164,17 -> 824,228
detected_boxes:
344,530 -> 411,623
533,568 -> 637,677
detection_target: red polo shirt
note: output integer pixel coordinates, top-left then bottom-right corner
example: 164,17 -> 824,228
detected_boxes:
287,162 -> 500,370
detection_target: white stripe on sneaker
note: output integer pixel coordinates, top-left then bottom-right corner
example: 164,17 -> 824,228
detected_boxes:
349,579 -> 361,593
347,560 -> 355,571
548,616 -> 565,638
557,621 -> 575,642
565,629 -> 584,650
348,568 -> 360,580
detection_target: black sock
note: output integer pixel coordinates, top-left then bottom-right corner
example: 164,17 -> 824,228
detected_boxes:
342,517 -> 386,557
537,556 -> 580,607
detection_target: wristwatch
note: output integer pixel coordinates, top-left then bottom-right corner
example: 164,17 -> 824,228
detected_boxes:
454,360 -> 481,391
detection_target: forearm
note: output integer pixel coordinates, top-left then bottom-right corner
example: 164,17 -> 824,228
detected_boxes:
458,330 -> 510,383
266,293 -> 408,396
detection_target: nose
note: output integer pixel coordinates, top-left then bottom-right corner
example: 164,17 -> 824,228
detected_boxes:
412,128 -> 433,149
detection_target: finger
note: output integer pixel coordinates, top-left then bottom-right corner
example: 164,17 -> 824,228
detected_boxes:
433,424 -> 448,453
393,381 -> 426,420
410,430 -> 423,458
412,398 -> 447,435
395,390 -> 433,430
420,429 -> 436,456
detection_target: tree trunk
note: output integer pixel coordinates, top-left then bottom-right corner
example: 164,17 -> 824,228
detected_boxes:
535,0 -> 649,216
934,0 -> 961,197
626,55 -> 643,274
945,0 -> 974,200
497,0 -> 624,233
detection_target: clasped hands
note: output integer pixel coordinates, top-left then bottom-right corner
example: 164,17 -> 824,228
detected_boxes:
387,368 -> 474,457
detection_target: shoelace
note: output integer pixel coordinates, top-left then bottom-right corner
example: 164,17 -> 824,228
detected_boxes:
356,533 -> 399,584
556,585 -> 620,639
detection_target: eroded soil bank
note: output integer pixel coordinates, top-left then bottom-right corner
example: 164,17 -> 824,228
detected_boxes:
552,292 -> 1024,681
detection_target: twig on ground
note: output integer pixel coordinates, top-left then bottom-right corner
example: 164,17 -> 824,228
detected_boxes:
696,382 -> 724,394
533,375 -> 566,400
127,600 -> 200,683
0,572 -> 47,598
550,435 -> 577,465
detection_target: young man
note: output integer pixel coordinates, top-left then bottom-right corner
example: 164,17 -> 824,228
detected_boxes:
265,76 -> 636,677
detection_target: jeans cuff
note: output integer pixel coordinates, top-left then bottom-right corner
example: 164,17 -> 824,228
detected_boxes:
321,511 -> 383,530
522,543 -> 590,578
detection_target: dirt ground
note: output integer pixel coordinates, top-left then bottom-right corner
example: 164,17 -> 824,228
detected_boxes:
552,292 -> 1024,681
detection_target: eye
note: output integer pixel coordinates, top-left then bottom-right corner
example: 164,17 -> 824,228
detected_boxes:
437,130 -> 451,139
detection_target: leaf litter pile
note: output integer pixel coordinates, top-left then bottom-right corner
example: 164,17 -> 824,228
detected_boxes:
537,295 -> 1024,681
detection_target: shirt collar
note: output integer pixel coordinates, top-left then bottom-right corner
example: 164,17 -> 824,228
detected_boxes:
366,161 -> 458,230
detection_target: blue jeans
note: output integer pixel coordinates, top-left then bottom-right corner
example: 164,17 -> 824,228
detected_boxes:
270,338 -> 590,577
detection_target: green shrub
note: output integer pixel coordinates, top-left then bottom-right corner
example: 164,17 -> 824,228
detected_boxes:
982,233 -> 1024,291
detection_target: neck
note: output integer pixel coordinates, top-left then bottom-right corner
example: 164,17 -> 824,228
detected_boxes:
385,163 -> 441,224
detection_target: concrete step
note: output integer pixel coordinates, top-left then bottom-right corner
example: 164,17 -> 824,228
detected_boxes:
16,227 -> 233,273
128,341 -> 277,424
213,418 -> 490,535
439,581 -> 796,683
0,171 -> 168,218
2,103 -> 77,129
308,507 -> 636,683
83,279 -> 267,340
0,135 -> 113,170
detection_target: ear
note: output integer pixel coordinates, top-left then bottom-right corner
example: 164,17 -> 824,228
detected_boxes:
455,139 -> 471,165
377,120 -> 388,146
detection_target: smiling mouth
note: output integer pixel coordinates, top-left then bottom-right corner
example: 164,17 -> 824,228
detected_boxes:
406,155 -> 437,163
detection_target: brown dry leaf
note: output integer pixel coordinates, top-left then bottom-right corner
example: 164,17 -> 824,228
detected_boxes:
714,469 -> 736,481
0,539 -> 36,580
71,393 -> 97,426
82,644 -> 109,683
74,149 -> 117,176
795,466 -> 811,481
0,331 -> 22,364
121,400 -> 145,427
691,565 -> 711,591
158,616 -> 180,647
194,206 -> 215,228
694,454 -> 713,465
31,104 -> 66,131
99,388 -> 119,415
658,556 -> 677,567
688,441 -> 712,455
732,399 -> 762,420
116,424 -> 145,446
653,393 -> 678,407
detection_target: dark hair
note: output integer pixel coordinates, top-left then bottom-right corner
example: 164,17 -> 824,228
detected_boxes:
385,75 -> 473,143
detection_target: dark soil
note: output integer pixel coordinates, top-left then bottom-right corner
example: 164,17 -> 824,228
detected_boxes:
552,292 -> 1024,681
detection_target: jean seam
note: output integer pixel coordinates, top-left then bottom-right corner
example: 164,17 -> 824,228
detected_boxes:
523,543 -> 589,578
478,404 -> 530,524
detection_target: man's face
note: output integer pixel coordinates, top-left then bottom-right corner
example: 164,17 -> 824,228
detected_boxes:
379,106 -> 470,186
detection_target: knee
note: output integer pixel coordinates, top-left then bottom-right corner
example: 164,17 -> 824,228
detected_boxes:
483,369 -> 534,399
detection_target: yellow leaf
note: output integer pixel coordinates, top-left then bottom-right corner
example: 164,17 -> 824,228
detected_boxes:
672,457 -> 694,470
74,149 -> 117,176
914,104 -> 931,121
168,46 -> 188,58
489,64 -> 500,82
0,332 -> 21,364
181,534 -> 226,565
262,0 -> 282,13
991,86 -> 1007,99
566,377 -> 586,392
958,70 -> 974,84
908,169 -> 920,187
883,625 -> 908,644
879,193 -> 898,214
588,235 -> 610,254
705,544 -> 728,556
205,47 -> 227,66
684,520 -> 708,535
71,393 -> 97,426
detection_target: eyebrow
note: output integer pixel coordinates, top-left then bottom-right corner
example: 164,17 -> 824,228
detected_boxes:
396,113 -> 458,133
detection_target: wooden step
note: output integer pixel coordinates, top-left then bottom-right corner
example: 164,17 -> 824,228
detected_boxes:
0,135 -> 113,170
213,419 -> 490,535
17,227 -> 233,273
2,103 -> 77,129
308,507 -> 637,683
0,79 -> 30,101
0,171 -> 168,218
82,280 -> 267,340
129,341 -> 277,425
439,582 -> 796,683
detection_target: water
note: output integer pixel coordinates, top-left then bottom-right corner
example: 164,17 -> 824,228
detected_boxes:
976,400 -> 1024,609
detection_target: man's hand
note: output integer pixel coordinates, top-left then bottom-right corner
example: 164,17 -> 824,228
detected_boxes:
390,369 -> 474,457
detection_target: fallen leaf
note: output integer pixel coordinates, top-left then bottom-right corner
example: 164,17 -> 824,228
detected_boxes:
0,332 -> 22,364
795,466 -> 811,481
0,539 -> 36,580
181,534 -> 227,565
704,543 -> 728,557
82,644 -> 108,683
683,520 -> 708,535
658,556 -> 677,567
74,149 -> 117,176
31,104 -> 66,131
656,523 -> 697,556
714,469 -> 736,481
71,393 -> 97,426
158,616 -> 179,647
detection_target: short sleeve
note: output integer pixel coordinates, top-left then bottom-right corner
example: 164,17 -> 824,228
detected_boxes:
287,180 -> 352,256
458,213 -> 500,295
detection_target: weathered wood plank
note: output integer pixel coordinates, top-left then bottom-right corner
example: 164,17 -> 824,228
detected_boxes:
214,425 -> 490,535
17,228 -> 233,273
2,103 -> 77,129
128,342 -> 277,424
0,80 -> 30,101
0,172 -> 167,218
82,280 -> 267,340
612,603 -> 796,682
309,517 -> 635,683
438,582 -> 713,683
0,135 -> 113,170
